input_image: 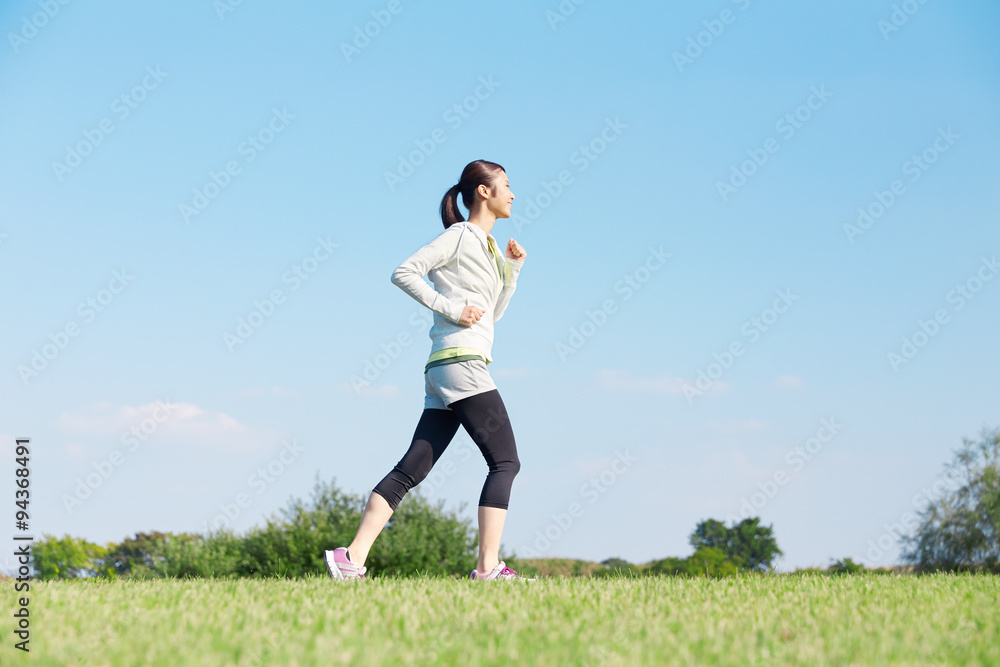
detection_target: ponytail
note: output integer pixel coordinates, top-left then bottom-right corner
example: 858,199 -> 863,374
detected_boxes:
439,159 -> 505,229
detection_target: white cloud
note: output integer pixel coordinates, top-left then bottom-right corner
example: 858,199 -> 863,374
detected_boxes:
574,456 -> 615,476
775,375 -> 804,389
169,484 -> 212,496
700,448 -> 772,483
56,400 -> 283,452
730,449 -> 773,481
706,418 -> 770,433
238,386 -> 301,398
592,368 -> 730,396
333,382 -> 401,398
59,400 -> 199,433
66,442 -> 88,459
0,433 -> 16,458
732,449 -> 753,472
493,367 -> 531,378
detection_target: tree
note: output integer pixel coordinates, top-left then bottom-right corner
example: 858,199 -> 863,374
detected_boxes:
99,531 -> 202,578
901,425 -> 1000,572
689,519 -> 729,551
600,558 -> 633,570
690,517 -> 782,572
33,534 -> 111,580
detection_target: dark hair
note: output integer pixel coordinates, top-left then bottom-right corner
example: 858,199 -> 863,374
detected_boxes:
439,159 -> 506,229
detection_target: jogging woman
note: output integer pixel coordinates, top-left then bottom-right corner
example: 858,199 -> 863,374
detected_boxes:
324,159 -> 531,582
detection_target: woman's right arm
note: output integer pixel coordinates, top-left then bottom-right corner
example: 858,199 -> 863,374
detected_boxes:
390,226 -> 469,324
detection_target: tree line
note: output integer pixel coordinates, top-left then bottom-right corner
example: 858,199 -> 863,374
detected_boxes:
26,425 -> 999,580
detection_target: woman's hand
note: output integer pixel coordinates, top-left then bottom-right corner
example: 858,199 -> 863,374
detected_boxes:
458,305 -> 485,326
506,238 -> 526,261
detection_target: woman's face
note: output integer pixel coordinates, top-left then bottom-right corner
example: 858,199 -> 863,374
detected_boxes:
482,170 -> 514,219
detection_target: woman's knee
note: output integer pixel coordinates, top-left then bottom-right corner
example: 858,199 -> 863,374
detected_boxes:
404,443 -> 436,485
495,453 -> 520,477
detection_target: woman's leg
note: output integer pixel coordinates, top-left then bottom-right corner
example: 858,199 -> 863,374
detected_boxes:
447,389 -> 520,575
345,491 -> 393,568
477,506 -> 508,575
348,408 -> 461,567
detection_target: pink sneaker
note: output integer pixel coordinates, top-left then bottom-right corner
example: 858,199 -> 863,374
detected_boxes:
323,547 -> 367,580
469,560 -> 534,581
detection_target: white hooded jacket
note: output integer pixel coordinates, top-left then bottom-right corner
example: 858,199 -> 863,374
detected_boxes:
390,221 -> 524,364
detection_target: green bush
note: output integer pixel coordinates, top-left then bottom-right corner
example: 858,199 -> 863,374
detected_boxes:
365,490 -> 478,577
645,547 -> 742,578
828,557 -> 865,575
234,474 -> 479,578
31,476 -> 482,580
683,546 -> 744,577
237,476 -> 365,578
592,557 -> 644,578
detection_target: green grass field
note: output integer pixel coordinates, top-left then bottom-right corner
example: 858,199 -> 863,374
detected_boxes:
10,572 -> 999,666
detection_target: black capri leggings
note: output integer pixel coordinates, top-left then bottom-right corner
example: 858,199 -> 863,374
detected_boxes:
373,389 -> 520,511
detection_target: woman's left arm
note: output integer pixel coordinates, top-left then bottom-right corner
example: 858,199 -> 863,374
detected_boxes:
493,239 -> 526,324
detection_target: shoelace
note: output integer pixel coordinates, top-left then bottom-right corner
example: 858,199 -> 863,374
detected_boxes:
334,552 -> 366,577
499,566 -> 518,577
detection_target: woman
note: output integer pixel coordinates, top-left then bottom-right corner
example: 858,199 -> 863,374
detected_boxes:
324,159 -> 531,581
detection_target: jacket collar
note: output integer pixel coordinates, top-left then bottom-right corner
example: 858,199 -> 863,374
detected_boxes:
459,221 -> 492,252
458,221 -> 502,285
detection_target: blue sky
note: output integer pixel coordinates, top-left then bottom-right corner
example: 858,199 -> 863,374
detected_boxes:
1,0 -> 998,573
